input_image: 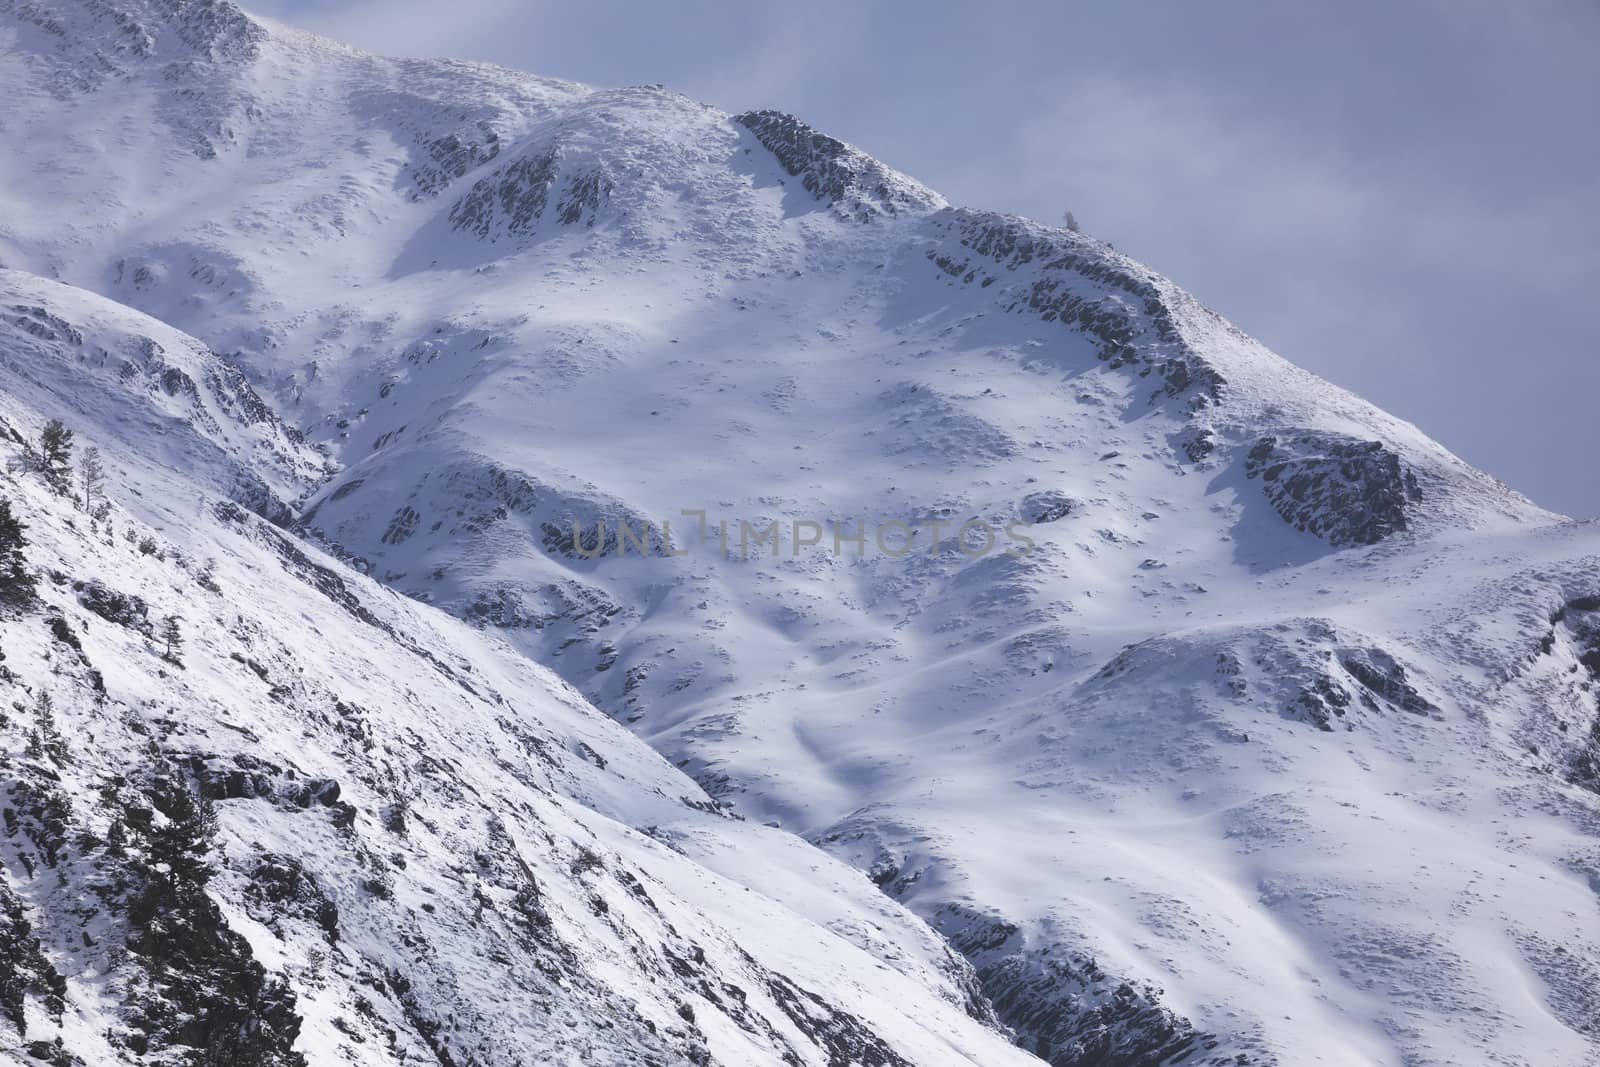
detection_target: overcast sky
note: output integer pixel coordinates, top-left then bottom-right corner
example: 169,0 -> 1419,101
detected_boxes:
252,0 -> 1600,516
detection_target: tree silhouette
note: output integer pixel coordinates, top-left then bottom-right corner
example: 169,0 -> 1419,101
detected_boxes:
79,445 -> 105,513
161,615 -> 184,664
145,779 -> 216,889
38,420 -> 72,495
0,498 -> 34,602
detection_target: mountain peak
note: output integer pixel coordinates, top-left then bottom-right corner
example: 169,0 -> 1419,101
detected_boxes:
0,9 -> 1595,1067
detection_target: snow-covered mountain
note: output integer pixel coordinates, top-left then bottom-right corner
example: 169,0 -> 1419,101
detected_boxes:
0,271 -> 1034,1066
1,3 -> 1597,1065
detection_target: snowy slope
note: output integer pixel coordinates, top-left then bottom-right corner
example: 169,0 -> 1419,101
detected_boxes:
0,3 -> 1597,1065
0,272 -> 1037,1065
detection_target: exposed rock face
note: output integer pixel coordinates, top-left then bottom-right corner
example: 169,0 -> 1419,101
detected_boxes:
1020,490 -> 1076,525
819,814 -> 1259,1066
1245,432 -> 1423,546
1282,649 -> 1434,731
1339,647 -> 1437,716
931,906 -> 1248,1067
411,121 -> 503,199
1178,426 -> 1216,463
1551,597 -> 1600,792
925,211 -> 1224,406
447,145 -> 613,241
10,0 -> 265,91
1024,492 -> 1075,524
74,579 -> 153,635
1287,671 -> 1354,731
3,305 -> 82,346
735,110 -> 945,220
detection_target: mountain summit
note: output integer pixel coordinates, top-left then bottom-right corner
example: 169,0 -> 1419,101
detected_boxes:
0,4 -> 1597,1065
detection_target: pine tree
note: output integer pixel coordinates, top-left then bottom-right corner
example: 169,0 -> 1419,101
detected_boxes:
78,445 -> 105,513
0,498 -> 34,602
160,614 -> 183,660
38,420 -> 72,495
145,779 -> 216,889
27,691 -> 66,765
161,614 -> 183,663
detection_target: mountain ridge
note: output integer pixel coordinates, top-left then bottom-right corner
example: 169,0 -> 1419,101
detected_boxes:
0,3 -> 1597,1065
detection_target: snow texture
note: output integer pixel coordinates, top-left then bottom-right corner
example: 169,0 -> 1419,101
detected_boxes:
0,3 -> 1596,1066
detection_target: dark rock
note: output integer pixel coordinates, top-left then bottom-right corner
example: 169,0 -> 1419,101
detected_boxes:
4,305 -> 83,346
933,903 -> 1231,1067
1288,674 -> 1352,731
924,210 -> 1224,406
757,965 -> 913,1067
381,506 -> 419,545
245,855 -> 341,945
74,580 -> 152,635
290,778 -> 342,809
229,469 -> 296,527
735,110 -> 941,222
1340,648 -> 1436,715
1245,432 -> 1422,546
44,615 -> 82,653
411,122 -> 503,199
1179,426 -> 1216,463
187,754 -> 279,801
448,145 -> 610,241
1021,490 -> 1076,524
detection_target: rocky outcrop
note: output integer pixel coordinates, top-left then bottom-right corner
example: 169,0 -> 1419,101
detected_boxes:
1020,490 -> 1076,524
73,579 -> 153,635
1286,672 -> 1354,731
411,121 -> 503,199
1245,432 -> 1422,546
1339,647 -> 1436,716
925,211 -> 1224,406
735,110 -> 944,221
819,814 -> 1252,1066
3,305 -> 82,346
448,145 -> 611,241
1551,597 -> 1600,792
931,905 -> 1250,1067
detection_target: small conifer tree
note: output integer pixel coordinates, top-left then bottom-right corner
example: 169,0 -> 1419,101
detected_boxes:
0,498 -> 34,602
161,614 -> 184,664
38,419 -> 73,495
79,445 -> 105,513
